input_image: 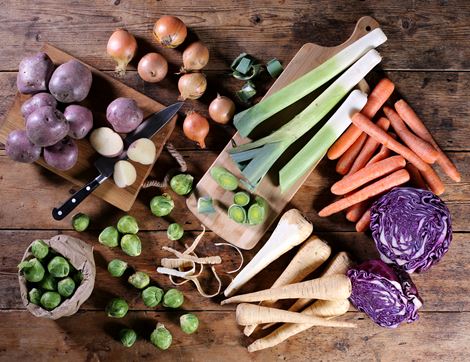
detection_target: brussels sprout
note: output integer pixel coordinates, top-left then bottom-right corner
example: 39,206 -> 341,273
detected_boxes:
107,259 -> 128,277
150,323 -> 172,350
180,313 -> 199,334
72,213 -> 90,232
31,239 -> 49,260
99,226 -> 119,248
58,277 -> 76,297
40,291 -> 61,310
163,288 -> 184,308
142,286 -> 164,307
40,273 -> 58,291
106,297 -> 129,318
28,287 -> 42,305
128,271 -> 150,289
150,193 -> 174,217
117,215 -> 139,234
167,223 -> 184,241
119,328 -> 137,348
120,234 -> 142,257
18,258 -> 45,282
170,174 -> 194,196
47,256 -> 70,278
72,271 -> 84,285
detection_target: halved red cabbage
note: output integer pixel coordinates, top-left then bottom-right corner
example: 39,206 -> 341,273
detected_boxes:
347,260 -> 422,328
370,187 -> 452,273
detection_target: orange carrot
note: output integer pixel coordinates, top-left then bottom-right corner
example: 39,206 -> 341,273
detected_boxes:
346,201 -> 370,222
395,99 -> 461,182
383,106 -> 439,164
348,117 -> 390,174
319,169 -> 410,217
331,155 -> 406,195
350,113 -> 445,195
335,132 -> 368,175
356,208 -> 371,232
406,163 -> 427,190
327,78 -> 396,160
366,138 -> 394,166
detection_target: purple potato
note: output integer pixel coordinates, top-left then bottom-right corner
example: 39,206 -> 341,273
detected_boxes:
44,137 -> 78,170
64,104 -> 93,139
26,106 -> 69,147
17,52 -> 54,94
5,129 -> 42,163
49,60 -> 92,103
106,97 -> 143,133
21,92 -> 57,118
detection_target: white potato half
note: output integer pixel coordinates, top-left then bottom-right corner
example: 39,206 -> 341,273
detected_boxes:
127,138 -> 156,165
89,127 -> 124,157
113,160 -> 137,188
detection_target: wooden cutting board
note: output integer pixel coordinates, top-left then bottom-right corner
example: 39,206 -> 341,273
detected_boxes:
0,44 -> 177,212
187,16 -> 380,249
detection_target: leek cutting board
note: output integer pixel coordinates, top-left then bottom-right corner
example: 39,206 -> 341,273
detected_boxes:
0,44 -> 177,212
187,16 -> 379,249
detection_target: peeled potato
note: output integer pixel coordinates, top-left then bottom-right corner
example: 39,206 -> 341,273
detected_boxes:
89,127 -> 123,157
113,160 -> 137,188
127,138 -> 156,165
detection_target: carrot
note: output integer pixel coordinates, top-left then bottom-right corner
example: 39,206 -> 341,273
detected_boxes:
366,142 -> 392,166
346,201 -> 371,222
221,274 -> 351,305
356,208 -> 371,232
332,155 -> 406,195
395,99 -> 461,182
348,117 -> 390,174
327,78 -> 395,160
236,303 -> 356,327
335,132 -> 368,175
243,236 -> 331,336
248,299 -> 351,352
406,163 -> 427,190
383,106 -> 439,164
350,112 -> 445,195
319,169 -> 410,217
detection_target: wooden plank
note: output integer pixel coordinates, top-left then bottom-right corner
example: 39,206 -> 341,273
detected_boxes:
0,1 -> 469,71
0,151 -> 468,232
1,230 -> 468,312
0,310 -> 469,361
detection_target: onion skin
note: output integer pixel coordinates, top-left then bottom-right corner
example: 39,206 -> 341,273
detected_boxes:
153,16 -> 187,48
209,95 -> 236,124
137,53 -> 168,83
178,73 -> 207,100
107,29 -> 138,76
183,112 -> 209,149
182,42 -> 209,71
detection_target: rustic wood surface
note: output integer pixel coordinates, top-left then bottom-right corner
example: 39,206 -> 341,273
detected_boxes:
0,1 -> 469,361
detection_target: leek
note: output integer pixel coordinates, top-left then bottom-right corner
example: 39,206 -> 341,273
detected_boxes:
229,49 -> 382,188
279,89 -> 368,192
234,28 -> 387,137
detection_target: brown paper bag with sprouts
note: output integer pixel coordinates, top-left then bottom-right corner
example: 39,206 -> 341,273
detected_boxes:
18,234 -> 95,319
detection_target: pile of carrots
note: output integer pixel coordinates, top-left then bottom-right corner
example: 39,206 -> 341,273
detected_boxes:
320,78 -> 461,231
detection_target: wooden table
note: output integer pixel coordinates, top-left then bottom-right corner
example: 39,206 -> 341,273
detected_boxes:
0,1 -> 469,360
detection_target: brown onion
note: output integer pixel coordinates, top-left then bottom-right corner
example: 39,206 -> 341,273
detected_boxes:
137,53 -> 168,83
182,41 -> 209,71
153,16 -> 187,48
178,73 -> 207,100
183,111 -> 209,149
107,29 -> 138,76
209,95 -> 236,124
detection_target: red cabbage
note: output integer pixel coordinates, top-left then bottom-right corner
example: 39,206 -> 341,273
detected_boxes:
370,187 -> 452,273
347,260 -> 422,328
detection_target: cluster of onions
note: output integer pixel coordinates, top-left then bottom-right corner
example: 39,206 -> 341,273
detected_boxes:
107,29 -> 138,76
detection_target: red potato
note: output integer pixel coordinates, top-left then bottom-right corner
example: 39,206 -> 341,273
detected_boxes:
49,60 -> 92,103
64,105 -> 93,140
43,137 -> 78,171
17,52 -> 54,94
5,130 -> 42,163
21,93 -> 57,118
106,97 -> 143,133
26,106 -> 69,147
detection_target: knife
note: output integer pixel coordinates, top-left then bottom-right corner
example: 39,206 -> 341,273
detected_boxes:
52,102 -> 183,221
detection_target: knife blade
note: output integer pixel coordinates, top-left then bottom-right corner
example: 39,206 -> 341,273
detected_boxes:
52,102 -> 183,220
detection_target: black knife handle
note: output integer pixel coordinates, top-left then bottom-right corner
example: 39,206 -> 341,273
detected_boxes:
52,174 -> 106,221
